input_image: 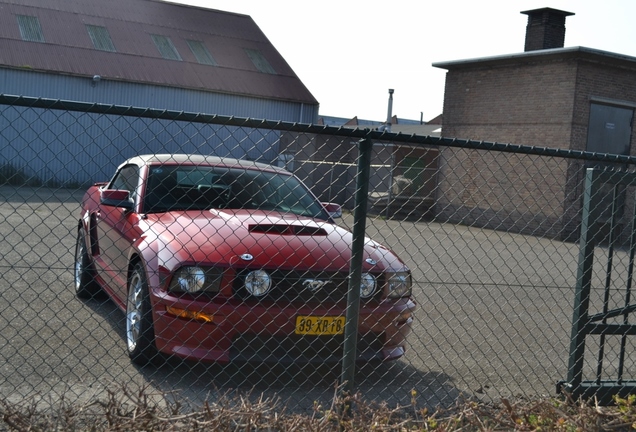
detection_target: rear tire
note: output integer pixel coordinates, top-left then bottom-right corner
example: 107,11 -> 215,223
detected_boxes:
74,228 -> 100,299
126,262 -> 158,366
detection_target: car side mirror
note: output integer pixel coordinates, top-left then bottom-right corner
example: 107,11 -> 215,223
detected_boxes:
101,189 -> 134,210
322,202 -> 342,219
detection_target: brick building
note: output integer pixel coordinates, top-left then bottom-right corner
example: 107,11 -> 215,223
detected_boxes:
433,8 -> 636,239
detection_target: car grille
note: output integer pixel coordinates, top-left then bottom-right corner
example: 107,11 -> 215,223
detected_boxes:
232,269 -> 383,303
229,332 -> 385,363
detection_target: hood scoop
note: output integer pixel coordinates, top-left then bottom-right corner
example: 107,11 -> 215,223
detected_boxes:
249,223 -> 327,236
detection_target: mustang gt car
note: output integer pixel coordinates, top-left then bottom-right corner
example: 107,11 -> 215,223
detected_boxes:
74,154 -> 416,365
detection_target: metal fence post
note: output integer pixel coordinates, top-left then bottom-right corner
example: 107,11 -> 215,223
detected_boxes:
340,137 -> 373,397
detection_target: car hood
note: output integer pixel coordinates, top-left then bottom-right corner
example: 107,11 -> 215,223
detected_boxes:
145,209 -> 406,272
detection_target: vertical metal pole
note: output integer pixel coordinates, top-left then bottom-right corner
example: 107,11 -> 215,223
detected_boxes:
618,187 -> 636,383
385,146 -> 395,220
596,185 -> 619,384
385,89 -> 394,132
329,162 -> 335,202
340,137 -> 373,397
567,169 -> 601,392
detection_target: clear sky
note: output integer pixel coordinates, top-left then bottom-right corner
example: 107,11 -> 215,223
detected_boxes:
174,0 -> 636,123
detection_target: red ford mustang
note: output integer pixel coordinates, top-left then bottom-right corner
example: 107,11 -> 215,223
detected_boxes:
74,154 -> 416,365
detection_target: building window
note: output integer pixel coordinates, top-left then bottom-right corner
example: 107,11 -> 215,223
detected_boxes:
86,25 -> 116,52
244,48 -> 276,74
186,40 -> 217,66
151,34 -> 181,61
17,15 -> 44,43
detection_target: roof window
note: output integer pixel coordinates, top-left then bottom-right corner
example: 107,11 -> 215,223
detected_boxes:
17,15 -> 44,43
186,40 -> 217,66
244,48 -> 276,74
86,25 -> 116,52
151,34 -> 181,61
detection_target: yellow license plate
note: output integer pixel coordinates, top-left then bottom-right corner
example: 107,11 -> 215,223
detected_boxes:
295,315 -> 345,335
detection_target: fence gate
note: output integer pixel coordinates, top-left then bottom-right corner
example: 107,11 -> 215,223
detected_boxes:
562,168 -> 636,403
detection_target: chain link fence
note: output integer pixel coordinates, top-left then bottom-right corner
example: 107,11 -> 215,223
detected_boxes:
1,95 -> 635,413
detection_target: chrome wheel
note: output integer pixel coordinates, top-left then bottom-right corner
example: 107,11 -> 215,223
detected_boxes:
74,228 -> 98,298
125,262 -> 157,365
74,234 -> 84,292
126,270 -> 143,353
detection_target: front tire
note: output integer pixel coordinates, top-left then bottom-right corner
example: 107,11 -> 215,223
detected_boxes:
74,228 -> 99,299
126,262 -> 157,365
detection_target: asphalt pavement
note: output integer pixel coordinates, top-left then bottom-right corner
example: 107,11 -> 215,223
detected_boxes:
0,185 -> 594,412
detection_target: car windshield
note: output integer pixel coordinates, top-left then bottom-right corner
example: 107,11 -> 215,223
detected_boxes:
143,165 -> 329,220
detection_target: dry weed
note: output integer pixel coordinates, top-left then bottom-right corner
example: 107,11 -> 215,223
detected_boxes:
2,385 -> 636,431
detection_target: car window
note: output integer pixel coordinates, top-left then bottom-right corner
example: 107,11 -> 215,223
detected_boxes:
143,165 -> 328,219
110,165 -> 139,193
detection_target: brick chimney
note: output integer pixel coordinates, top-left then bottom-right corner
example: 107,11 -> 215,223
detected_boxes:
521,8 -> 574,51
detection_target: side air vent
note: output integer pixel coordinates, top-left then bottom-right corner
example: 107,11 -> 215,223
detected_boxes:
248,224 -> 327,236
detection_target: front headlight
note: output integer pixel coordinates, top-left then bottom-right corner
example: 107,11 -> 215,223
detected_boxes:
245,269 -> 272,297
169,266 -> 221,293
360,272 -> 377,298
387,272 -> 412,298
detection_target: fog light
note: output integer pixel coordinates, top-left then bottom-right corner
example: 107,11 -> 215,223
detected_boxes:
360,273 -> 377,298
245,270 -> 272,297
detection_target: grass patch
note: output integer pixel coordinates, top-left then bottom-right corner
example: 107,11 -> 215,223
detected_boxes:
0,164 -> 38,187
0,163 -> 90,189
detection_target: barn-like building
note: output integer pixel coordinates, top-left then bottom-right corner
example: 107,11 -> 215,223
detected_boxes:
0,0 -> 318,184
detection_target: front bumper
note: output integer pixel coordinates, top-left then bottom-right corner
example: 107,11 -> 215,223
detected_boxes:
150,294 -> 416,364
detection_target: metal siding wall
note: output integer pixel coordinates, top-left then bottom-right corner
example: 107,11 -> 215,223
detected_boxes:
0,69 -> 317,184
0,69 -> 318,122
0,105 -> 283,185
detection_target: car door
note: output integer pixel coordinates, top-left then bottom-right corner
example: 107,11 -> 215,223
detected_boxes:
95,164 -> 141,302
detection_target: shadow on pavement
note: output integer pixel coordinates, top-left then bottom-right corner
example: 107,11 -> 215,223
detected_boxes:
80,293 -> 462,413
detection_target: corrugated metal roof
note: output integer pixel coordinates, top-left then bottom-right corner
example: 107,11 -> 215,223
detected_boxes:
0,0 -> 318,105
